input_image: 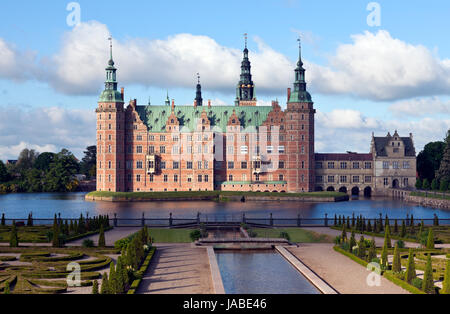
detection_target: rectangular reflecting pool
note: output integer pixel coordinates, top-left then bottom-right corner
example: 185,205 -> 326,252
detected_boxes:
215,250 -> 320,294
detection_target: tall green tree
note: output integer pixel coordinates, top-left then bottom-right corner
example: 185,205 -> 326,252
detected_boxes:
15,148 -> 39,173
426,228 -> 435,249
422,179 -> 431,190
0,160 -> 9,183
9,221 -> 18,248
34,152 -> 55,172
109,262 -> 116,294
384,225 -> 392,249
367,239 -> 377,262
381,240 -> 388,269
422,254 -> 435,294
98,224 -> 106,247
392,243 -> 401,273
417,140 -> 445,182
80,146 -> 96,179
442,259 -> 450,294
100,273 -> 109,294
92,280 -> 99,294
436,130 -> 450,183
405,249 -> 416,284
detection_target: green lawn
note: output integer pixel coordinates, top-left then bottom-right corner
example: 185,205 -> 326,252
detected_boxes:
147,228 -> 194,243
252,228 -> 334,243
411,192 -> 450,200
0,226 -> 51,243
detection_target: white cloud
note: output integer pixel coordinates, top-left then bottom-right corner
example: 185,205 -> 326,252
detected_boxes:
308,30 -> 450,101
389,97 -> 450,117
0,38 -> 37,81
0,106 -> 95,161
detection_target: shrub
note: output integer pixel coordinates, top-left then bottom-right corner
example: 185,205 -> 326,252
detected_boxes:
422,179 -> 430,190
92,280 -> 99,294
442,259 -> 450,294
280,232 -> 290,241
422,254 -> 435,294
426,229 -> 435,249
392,243 -> 402,273
396,240 -> 405,249
82,239 -> 94,248
412,278 -> 423,290
9,220 -> 18,248
98,225 -> 106,247
189,230 -> 202,242
405,249 -> 416,284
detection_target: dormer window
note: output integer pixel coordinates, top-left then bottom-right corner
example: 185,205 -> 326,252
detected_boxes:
171,119 -> 175,124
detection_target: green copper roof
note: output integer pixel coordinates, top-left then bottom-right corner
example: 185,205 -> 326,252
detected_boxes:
288,90 -> 313,103
136,105 -> 273,133
99,90 -> 123,103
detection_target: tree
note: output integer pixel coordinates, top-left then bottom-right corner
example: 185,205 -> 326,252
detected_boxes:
436,130 -> 450,183
367,239 -> 377,262
405,249 -> 416,284
431,179 -> 438,191
100,273 -> 109,294
381,240 -> 388,269
392,243 -> 402,273
394,219 -> 398,234
4,281 -> 10,294
422,179 -> 431,190
349,230 -> 356,253
109,262 -> 116,294
422,254 -> 435,294
440,179 -> 449,192
34,152 -> 55,172
401,220 -> 406,238
0,160 -> 9,183
415,178 -> 423,190
417,140 -> 445,182
80,146 -> 96,178
43,149 -> 80,192
98,224 -> 106,247
92,280 -> 99,294
442,259 -> 450,294
341,224 -> 347,243
9,221 -> 18,248
384,225 -> 392,249
52,214 -> 61,248
115,256 -> 125,294
1,214 -> 5,226
15,148 -> 39,173
426,228 -> 435,249
357,236 -> 366,259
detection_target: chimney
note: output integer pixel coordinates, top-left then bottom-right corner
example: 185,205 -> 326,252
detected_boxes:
208,100 -> 211,108
287,88 -> 291,102
194,100 -> 197,108
121,87 -> 124,101
171,99 -> 175,111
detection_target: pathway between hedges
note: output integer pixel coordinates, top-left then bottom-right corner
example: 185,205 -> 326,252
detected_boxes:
288,243 -> 409,294
67,227 -> 141,247
136,243 -> 214,294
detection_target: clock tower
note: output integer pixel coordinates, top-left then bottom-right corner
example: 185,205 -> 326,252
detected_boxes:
235,34 -> 257,107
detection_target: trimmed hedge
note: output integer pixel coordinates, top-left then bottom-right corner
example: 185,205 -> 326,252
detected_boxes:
127,248 -> 156,294
333,246 -> 369,268
66,226 -> 113,243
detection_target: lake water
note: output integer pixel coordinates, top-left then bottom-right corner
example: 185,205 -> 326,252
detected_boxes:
0,192 -> 448,220
216,251 -> 320,294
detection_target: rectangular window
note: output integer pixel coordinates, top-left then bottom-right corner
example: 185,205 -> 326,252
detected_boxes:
353,162 -> 360,169
242,174 -> 247,181
228,161 -> 235,169
204,161 -> 209,169
278,146 -> 285,153
316,176 -> 323,183
136,175 -> 141,182
227,146 -> 234,155
137,135 -> 143,141
328,176 -> 335,183
364,162 -> 372,169
149,146 -> 155,154
279,174 -> 284,181
204,175 -> 209,183
198,175 -> 203,183
383,161 -> 389,169
228,175 -> 233,182
164,175 -> 168,182
384,178 -> 389,186
365,176 -> 372,183
340,162 -> 347,169
174,174 -> 178,182
316,162 -> 323,169
340,176 -> 347,183
403,161 -> 410,169
353,176 -> 360,183
149,174 -> 154,182
328,162 -> 335,169
187,176 -> 192,183
197,161 -> 202,169
240,146 -> 248,154
172,146 -> 179,154
187,161 -> 193,169
149,135 -> 155,141
160,135 -> 166,142
160,161 -> 166,169
267,146 -> 274,154
173,161 -> 179,169
160,146 -> 166,154
241,162 -> 248,169
393,161 -> 399,169
279,161 -> 285,169
136,161 -> 143,169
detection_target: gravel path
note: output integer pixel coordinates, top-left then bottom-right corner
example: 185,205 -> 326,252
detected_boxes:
288,243 -> 409,294
67,227 -> 142,247
137,243 -> 213,294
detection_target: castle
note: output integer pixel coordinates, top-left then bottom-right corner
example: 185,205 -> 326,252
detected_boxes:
96,38 -> 417,196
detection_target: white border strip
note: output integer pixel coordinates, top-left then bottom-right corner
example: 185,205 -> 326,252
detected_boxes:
276,246 -> 338,294
207,247 -> 226,294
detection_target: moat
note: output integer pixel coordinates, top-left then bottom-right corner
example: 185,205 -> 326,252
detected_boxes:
0,192 -> 448,219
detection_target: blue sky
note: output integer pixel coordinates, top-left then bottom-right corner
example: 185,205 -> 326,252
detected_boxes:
0,0 -> 449,159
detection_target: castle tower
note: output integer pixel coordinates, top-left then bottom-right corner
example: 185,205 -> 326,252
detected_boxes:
235,34 -> 257,107
96,38 -> 125,192
195,73 -> 203,107
286,39 -> 316,192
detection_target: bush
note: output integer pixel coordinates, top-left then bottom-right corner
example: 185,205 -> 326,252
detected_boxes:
396,240 -> 405,248
412,278 -> 423,290
82,239 -> 95,248
280,232 -> 290,241
189,230 -> 202,242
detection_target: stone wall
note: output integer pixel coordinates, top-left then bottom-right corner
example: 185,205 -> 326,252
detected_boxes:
405,195 -> 450,210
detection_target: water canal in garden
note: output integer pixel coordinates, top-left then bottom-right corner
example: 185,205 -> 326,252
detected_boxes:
0,192 -> 448,220
215,250 -> 320,294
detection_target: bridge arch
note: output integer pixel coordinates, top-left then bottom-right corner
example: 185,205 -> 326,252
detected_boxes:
339,186 -> 348,194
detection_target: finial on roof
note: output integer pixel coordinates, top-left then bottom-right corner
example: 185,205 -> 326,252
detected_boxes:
244,33 -> 248,49
108,36 -> 114,66
197,73 -> 200,85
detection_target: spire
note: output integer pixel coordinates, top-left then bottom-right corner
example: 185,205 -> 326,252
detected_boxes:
235,33 -> 255,105
195,73 -> 203,107
288,37 -> 312,104
99,37 -> 122,103
165,91 -> 170,106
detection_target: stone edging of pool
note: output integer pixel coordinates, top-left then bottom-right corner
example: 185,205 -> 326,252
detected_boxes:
207,247 -> 226,294
275,246 -> 338,295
